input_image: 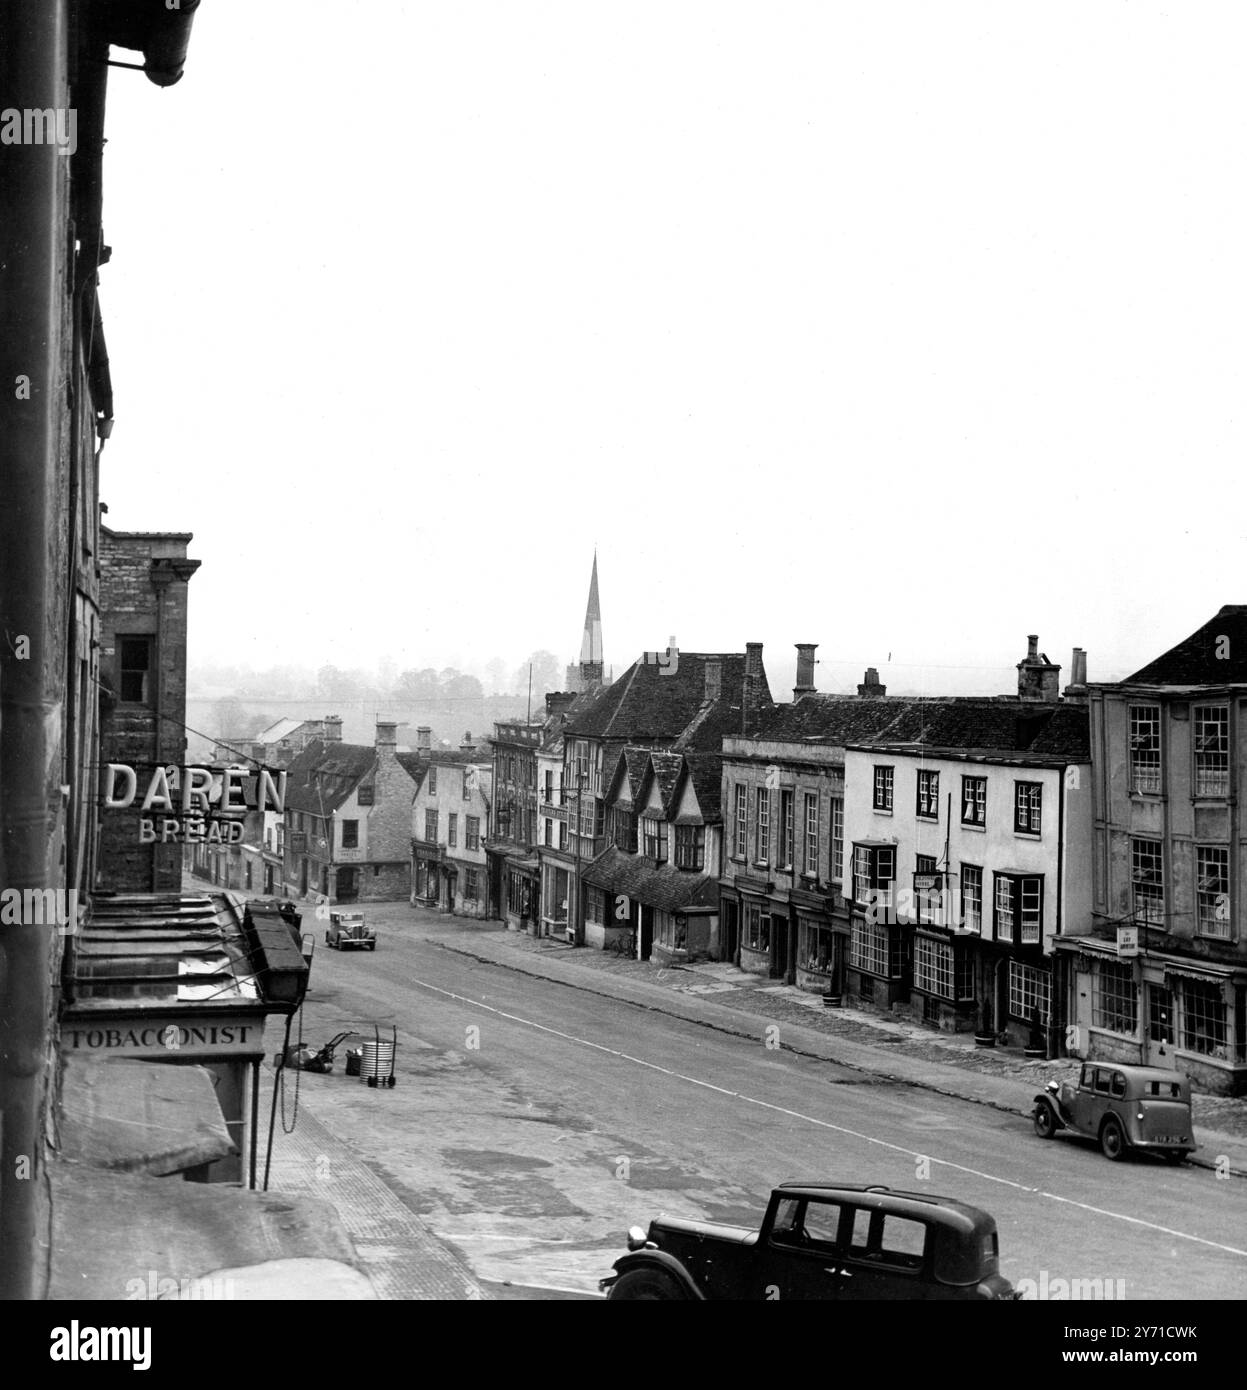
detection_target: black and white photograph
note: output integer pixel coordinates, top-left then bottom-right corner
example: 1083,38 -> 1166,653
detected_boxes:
2,0 -> 1246,1357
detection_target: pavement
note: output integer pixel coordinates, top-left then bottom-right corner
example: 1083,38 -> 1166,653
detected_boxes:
249,902 -> 1247,1298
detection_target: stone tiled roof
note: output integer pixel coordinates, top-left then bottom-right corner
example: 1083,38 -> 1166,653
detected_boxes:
683,753 -> 724,823
284,740 -> 376,815
564,652 -> 772,742
648,752 -> 684,817
582,846 -> 719,912
745,694 -> 1090,762
1123,606 -> 1247,686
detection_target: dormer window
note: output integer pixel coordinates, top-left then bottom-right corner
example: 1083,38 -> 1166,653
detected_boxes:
642,817 -> 667,862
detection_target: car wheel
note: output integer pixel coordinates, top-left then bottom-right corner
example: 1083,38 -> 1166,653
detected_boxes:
607,1269 -> 684,1301
1033,1102 -> 1058,1139
369,943 -> 377,951
324,932 -> 331,945
1100,1116 -> 1127,1161
1161,1149 -> 1188,1166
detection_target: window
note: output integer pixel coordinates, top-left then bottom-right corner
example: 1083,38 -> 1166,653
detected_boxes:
558,820 -> 567,851
614,808 -> 637,852
642,817 -> 667,862
914,936 -> 954,1000
448,813 -> 458,848
341,819 -> 358,849
852,919 -> 889,976
914,854 -> 939,925
357,782 -> 374,806
994,873 -> 1043,944
543,818 -> 552,847
674,824 -> 705,870
961,864 -> 982,935
1014,782 -> 1042,835
1092,960 -> 1137,1034
734,784 -> 747,858
1008,961 -> 1050,1023
428,766 -> 438,795
586,887 -> 604,924
803,793 -> 819,876
831,797 -> 844,881
424,810 -> 439,843
1131,837 -> 1164,926
916,769 -> 939,820
1129,705 -> 1161,793
466,815 -> 480,851
463,769 -> 473,800
544,770 -> 554,804
873,765 -> 894,812
743,904 -> 770,953
1197,845 -> 1230,938
779,790 -> 794,868
118,637 -> 152,703
799,918 -> 835,974
755,787 -> 770,863
852,844 -> 896,911
1193,705 -> 1229,797
1180,979 -> 1226,1057
961,776 -> 986,826
463,867 -> 479,901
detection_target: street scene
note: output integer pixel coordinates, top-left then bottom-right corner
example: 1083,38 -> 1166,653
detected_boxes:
4,4 -> 1247,1362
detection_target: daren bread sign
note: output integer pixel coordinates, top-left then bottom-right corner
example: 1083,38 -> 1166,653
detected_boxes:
101,763 -> 287,845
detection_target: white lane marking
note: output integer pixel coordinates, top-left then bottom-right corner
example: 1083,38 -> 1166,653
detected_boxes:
411,975 -> 1247,1260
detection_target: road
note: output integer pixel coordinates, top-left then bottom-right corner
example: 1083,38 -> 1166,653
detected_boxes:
265,902 -> 1247,1301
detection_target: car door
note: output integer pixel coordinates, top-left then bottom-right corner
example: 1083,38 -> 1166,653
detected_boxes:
757,1196 -> 849,1301
839,1206 -> 932,1300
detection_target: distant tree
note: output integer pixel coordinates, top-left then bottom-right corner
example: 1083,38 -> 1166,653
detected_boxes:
392,668 -> 442,701
485,657 -> 509,695
212,697 -> 266,742
443,673 -> 484,703
316,665 -> 365,701
513,650 -> 563,699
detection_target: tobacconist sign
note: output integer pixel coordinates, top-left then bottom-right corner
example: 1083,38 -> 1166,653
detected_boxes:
101,763 -> 287,846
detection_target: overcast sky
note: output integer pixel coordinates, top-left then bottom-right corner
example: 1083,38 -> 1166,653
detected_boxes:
98,2 -> 1247,697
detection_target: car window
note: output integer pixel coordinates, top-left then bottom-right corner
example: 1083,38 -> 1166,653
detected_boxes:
770,1198 -> 804,1245
1079,1063 -> 1092,1089
1110,1072 -> 1126,1098
848,1207 -> 872,1253
1094,1068 -> 1112,1095
877,1215 -> 927,1268
802,1201 -> 843,1248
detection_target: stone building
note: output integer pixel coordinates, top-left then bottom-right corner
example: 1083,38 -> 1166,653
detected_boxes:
1057,610 -> 1247,1093
96,527 -> 201,891
411,737 -> 494,916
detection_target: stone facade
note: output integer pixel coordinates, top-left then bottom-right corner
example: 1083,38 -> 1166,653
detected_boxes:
96,528 -> 200,892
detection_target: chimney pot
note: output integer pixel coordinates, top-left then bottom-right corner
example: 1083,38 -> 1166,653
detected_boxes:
1027,634 -> 1039,659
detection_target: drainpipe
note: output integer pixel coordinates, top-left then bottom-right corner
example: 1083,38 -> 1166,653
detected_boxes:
0,0 -> 70,1301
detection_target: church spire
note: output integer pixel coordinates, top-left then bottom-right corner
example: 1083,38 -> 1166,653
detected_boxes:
578,551 -> 603,686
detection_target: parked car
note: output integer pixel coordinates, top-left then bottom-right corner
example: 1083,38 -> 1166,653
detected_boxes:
1032,1062 -> 1195,1163
600,1183 -> 1019,1300
324,910 -> 376,951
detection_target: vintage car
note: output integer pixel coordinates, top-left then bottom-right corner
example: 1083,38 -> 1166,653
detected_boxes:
1032,1062 -> 1195,1163
600,1183 -> 1019,1301
324,910 -> 376,951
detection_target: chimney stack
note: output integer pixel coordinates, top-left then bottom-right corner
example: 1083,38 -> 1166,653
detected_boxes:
375,720 -> 398,752
1063,647 -> 1089,702
545,692 -> 576,720
460,730 -> 475,751
416,725 -> 432,751
793,643 -> 818,699
323,715 -> 343,743
857,667 -> 886,698
1017,634 -> 1061,703
704,659 -> 721,702
742,642 -> 764,734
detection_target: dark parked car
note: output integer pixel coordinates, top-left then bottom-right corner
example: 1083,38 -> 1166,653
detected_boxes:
324,910 -> 376,951
600,1183 -> 1018,1300
1033,1062 -> 1195,1163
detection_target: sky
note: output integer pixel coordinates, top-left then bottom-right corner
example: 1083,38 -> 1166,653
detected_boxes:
98,2 -> 1247,699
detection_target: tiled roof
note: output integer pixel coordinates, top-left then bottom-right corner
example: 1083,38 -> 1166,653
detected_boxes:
1123,606 -> 1247,685
395,751 -> 430,781
564,652 -> 772,742
683,752 -> 724,823
741,694 -> 1089,762
582,846 -> 718,913
281,740 -> 376,815
649,752 -> 684,817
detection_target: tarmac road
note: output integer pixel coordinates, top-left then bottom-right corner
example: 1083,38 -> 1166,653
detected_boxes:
265,902 -> 1247,1301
